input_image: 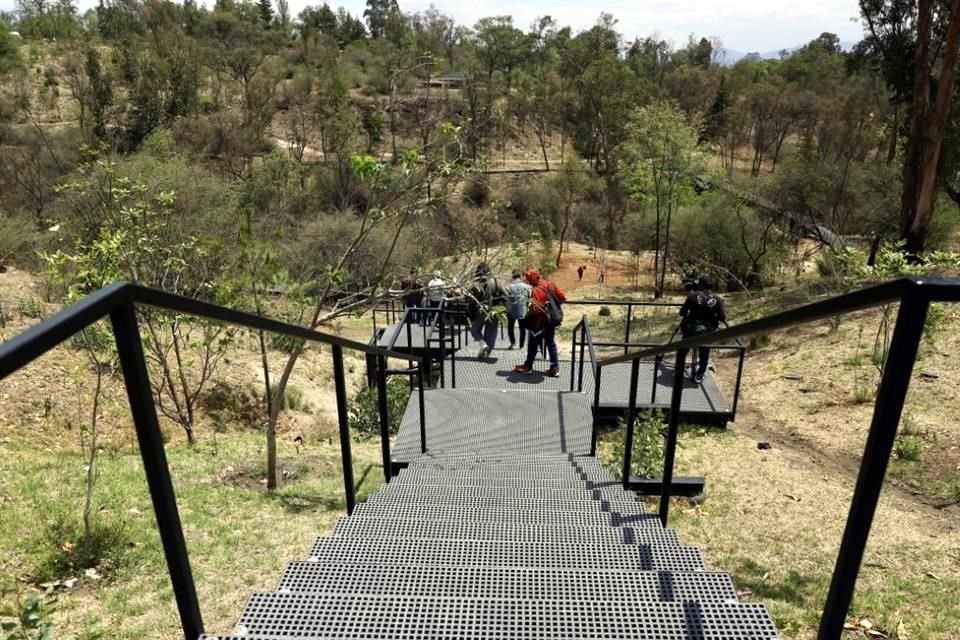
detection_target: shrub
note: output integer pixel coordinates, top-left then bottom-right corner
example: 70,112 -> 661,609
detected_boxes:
895,435 -> 923,462
0,588 -> 55,640
348,377 -> 409,438
610,410 -> 666,479
272,383 -> 310,413
462,174 -> 490,207
599,306 -> 612,317
36,512 -> 129,582
16,297 -> 43,320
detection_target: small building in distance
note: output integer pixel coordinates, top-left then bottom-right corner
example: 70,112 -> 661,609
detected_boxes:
421,71 -> 465,89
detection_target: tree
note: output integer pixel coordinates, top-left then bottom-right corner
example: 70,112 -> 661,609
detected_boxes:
257,0 -> 273,27
364,0 -> 398,39
550,159 -> 592,266
624,101 -> 704,296
898,0 -> 960,254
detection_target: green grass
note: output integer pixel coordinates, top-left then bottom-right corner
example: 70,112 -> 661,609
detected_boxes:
0,431 -> 386,638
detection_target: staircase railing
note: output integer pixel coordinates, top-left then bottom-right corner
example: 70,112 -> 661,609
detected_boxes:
594,277 -> 960,640
0,282 -> 428,640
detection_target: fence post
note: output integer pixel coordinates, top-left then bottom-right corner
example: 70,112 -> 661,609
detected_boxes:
817,296 -> 929,640
621,358 -> 641,489
591,365 -> 603,456
570,325 -> 577,392
376,355 -> 392,482
331,345 -> 356,515
623,304 -> 633,355
439,307 -> 446,388
418,359 -> 427,454
405,313 -> 414,391
577,323 -> 586,393
731,347 -> 746,420
110,303 -> 204,640
659,348 -> 688,526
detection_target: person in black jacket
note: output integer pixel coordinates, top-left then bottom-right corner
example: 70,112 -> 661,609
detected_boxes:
468,263 -> 507,360
678,275 -> 726,384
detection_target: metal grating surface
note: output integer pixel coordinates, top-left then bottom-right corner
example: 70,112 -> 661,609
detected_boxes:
365,493 -> 649,515
235,593 -> 779,639
444,350 -> 730,413
376,483 -> 640,503
332,516 -> 678,543
351,504 -> 658,528
276,562 -> 739,602
393,390 -> 594,460
306,537 -> 704,571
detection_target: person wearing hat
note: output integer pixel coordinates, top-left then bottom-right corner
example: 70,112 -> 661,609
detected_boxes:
513,268 -> 566,377
425,270 -> 446,324
678,274 -> 726,384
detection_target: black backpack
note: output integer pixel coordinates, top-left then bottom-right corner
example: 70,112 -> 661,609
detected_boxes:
539,283 -> 564,327
688,293 -> 721,334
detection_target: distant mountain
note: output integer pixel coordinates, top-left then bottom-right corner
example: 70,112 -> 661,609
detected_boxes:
717,41 -> 857,66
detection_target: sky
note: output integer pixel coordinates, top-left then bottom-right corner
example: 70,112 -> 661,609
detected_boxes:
2,0 -> 867,53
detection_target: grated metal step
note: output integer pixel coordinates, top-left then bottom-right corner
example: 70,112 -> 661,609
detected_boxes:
331,516 -> 679,544
352,501 -> 656,525
228,593 -> 779,639
364,492 -> 645,513
374,482 -> 640,503
275,562 -> 740,602
393,470 -> 620,489
306,537 -> 704,571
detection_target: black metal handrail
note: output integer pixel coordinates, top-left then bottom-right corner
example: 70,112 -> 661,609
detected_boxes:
0,281 -> 429,640
594,276 -> 960,640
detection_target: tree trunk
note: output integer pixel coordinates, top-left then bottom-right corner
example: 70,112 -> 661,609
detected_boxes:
556,206 -> 570,267
901,0 -> 960,255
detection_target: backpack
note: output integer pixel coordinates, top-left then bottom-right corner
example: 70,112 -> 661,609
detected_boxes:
687,293 -> 721,334
538,283 -> 564,327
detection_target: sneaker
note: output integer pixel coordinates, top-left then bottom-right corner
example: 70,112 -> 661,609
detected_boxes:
545,367 -> 560,378
508,343 -> 515,350
694,373 -> 704,384
477,346 -> 489,359
513,364 -> 534,374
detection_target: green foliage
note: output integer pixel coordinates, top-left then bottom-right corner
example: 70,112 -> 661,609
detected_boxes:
611,410 -> 666,479
598,306 -> 611,317
817,241 -> 960,289
894,435 -> 923,462
36,510 -> 129,582
16,297 -> 43,320
272,383 -> 309,412
0,588 -> 55,640
348,377 -> 409,438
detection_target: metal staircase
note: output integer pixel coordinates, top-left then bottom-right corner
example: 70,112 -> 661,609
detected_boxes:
206,349 -> 781,639
209,450 -> 780,639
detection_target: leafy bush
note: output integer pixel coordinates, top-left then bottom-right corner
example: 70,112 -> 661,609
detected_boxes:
272,383 -> 310,413
599,306 -> 612,317
895,435 -> 923,462
462,174 -> 490,208
16,297 -> 43,320
348,377 -> 409,438
0,212 -> 37,271
610,410 -> 666,479
36,513 -> 129,582
0,588 -> 55,640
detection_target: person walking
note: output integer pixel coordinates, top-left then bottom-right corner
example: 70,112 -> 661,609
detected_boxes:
678,275 -> 726,384
505,269 -> 531,350
577,265 -> 585,281
468,263 -> 507,359
400,269 -> 422,324
513,269 -> 566,377
425,271 -> 446,324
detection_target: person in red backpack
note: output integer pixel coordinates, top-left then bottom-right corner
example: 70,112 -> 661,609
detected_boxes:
513,268 -> 566,377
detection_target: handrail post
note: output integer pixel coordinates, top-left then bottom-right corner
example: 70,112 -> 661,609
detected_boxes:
577,322 -> 586,393
331,345 -> 356,515
591,365 -> 603,456
439,306 -> 446,388
817,296 -> 929,640
110,303 -> 204,640
659,348 -> 688,526
624,304 -> 633,355
621,358 -> 641,489
405,312 -> 414,392
651,355 -> 661,405
376,355 -> 392,482
731,346 -> 746,420
418,360 -> 427,454
570,323 -> 578,392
